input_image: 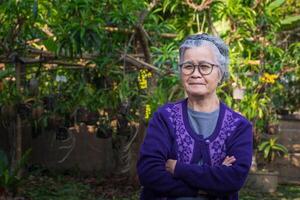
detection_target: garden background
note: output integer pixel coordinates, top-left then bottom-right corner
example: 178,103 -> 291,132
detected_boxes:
0,0 -> 300,199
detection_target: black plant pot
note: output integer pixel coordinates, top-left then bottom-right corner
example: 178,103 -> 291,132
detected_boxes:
76,107 -> 89,123
1,105 -> 16,120
56,126 -> 69,140
31,105 -> 44,120
96,127 -> 112,139
75,108 -> 99,125
42,95 -> 55,111
17,103 -> 31,120
86,112 -> 99,125
31,120 -> 44,138
48,115 -> 64,129
276,109 -> 289,115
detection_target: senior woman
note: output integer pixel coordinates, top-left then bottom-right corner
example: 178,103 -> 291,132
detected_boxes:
137,33 -> 253,200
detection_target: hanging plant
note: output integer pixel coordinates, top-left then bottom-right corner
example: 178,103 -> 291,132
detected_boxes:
47,113 -> 64,129
96,125 -> 113,139
28,78 -> 39,96
16,103 -> 31,120
1,105 -> 16,121
56,126 -> 69,141
96,114 -> 113,139
31,103 -> 44,120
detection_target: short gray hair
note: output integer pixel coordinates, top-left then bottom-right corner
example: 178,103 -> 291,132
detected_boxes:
179,33 -> 230,81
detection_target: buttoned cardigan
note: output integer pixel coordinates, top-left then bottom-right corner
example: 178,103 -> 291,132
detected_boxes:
137,98 -> 253,200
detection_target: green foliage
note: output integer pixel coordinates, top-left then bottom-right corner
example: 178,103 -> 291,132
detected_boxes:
20,173 -> 300,199
0,149 -> 31,194
148,75 -> 183,117
240,184 -> 300,200
258,137 -> 288,164
0,0 -> 299,152
0,78 -> 22,106
24,175 -> 96,200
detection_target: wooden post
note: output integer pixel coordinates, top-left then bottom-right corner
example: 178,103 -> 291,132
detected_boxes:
14,61 -> 22,176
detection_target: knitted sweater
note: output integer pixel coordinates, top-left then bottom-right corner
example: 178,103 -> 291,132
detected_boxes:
137,98 -> 253,200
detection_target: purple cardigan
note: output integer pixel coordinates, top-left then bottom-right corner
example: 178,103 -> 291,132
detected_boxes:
137,99 -> 253,200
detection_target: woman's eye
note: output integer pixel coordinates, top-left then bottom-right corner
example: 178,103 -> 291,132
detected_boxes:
200,64 -> 211,70
184,64 -> 194,69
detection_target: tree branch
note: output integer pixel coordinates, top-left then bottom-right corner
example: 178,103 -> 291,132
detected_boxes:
120,53 -> 160,73
133,0 -> 160,64
185,0 -> 213,12
0,56 -> 90,68
135,25 -> 152,63
104,26 -> 176,38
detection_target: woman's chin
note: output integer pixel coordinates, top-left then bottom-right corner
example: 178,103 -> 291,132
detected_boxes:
187,90 -> 208,97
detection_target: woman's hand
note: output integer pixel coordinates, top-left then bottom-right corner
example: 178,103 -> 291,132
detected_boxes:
222,156 -> 236,166
165,159 -> 177,174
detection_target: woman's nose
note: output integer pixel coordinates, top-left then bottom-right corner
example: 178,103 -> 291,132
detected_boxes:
191,66 -> 203,77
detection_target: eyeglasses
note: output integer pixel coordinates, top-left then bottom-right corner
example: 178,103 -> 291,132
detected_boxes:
179,61 -> 219,76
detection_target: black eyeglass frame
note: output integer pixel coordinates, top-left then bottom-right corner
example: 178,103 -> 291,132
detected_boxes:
179,61 -> 220,76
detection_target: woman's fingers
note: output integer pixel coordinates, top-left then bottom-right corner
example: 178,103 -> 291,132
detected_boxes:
165,159 -> 177,174
222,156 -> 236,166
224,156 -> 236,165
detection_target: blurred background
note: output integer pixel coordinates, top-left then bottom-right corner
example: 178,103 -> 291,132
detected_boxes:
0,0 -> 299,199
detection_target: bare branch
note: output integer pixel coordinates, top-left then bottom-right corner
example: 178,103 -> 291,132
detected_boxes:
120,53 -> 160,73
136,25 -> 152,63
133,0 -> 160,64
104,26 -> 177,38
185,0 -> 213,12
0,56 -> 92,68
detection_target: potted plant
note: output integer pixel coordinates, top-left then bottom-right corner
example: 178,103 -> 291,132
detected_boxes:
31,102 -> 44,120
0,84 -> 20,121
258,137 -> 288,171
28,78 -> 39,96
266,117 -> 279,135
96,114 -> 113,139
246,137 -> 288,193
0,149 -> 31,198
74,107 -> 99,125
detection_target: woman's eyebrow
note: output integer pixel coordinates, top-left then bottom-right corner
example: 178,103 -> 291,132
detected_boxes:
182,60 -> 214,64
180,60 -> 194,64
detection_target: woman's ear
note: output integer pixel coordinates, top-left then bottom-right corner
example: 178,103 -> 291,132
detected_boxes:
177,69 -> 182,80
217,70 -> 224,85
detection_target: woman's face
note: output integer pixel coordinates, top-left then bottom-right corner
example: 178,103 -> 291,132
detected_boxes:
180,45 -> 222,98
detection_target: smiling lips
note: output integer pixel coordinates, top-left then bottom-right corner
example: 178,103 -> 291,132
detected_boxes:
188,82 -> 206,85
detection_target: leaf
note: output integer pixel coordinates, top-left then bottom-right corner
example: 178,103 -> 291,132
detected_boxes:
0,68 -> 14,80
266,0 -> 285,11
281,15 -> 300,25
170,3 -> 178,13
43,38 -> 58,52
270,137 -> 277,146
12,149 -> 31,178
33,0 -> 38,19
258,141 -> 269,151
258,109 -> 263,118
0,150 -> 8,176
273,144 -> 288,154
264,146 -> 271,159
162,0 -> 171,13
3,170 -> 9,185
80,28 -> 85,41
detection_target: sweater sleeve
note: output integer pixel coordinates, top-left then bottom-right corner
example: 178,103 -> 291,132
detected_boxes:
173,120 -> 253,195
137,109 -> 198,197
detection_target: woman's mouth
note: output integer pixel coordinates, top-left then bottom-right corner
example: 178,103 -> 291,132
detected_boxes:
188,83 -> 205,85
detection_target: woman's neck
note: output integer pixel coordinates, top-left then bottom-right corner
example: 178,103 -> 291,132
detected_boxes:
187,93 -> 220,112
